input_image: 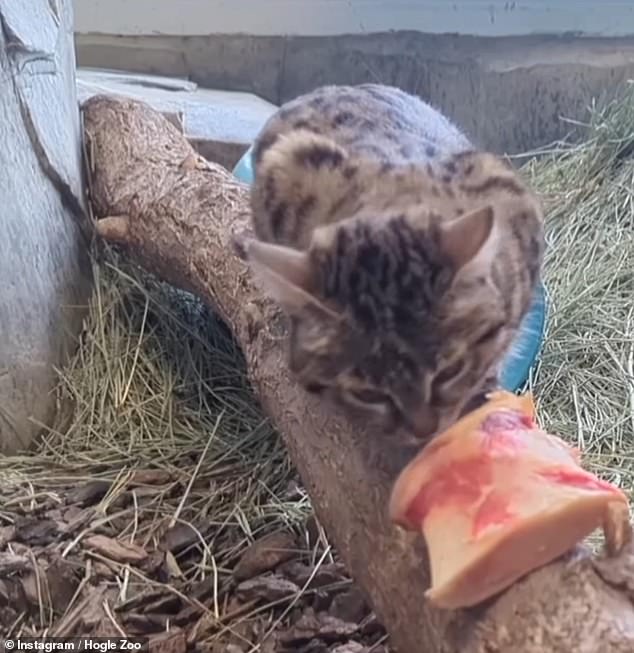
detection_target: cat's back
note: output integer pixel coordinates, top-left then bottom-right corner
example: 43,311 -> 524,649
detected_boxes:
253,84 -> 472,166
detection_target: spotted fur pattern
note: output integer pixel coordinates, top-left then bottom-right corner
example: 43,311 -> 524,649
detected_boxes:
242,84 -> 544,440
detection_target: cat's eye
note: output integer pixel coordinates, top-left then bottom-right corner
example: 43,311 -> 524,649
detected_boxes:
306,382 -> 327,395
349,388 -> 390,406
474,324 -> 503,345
435,359 -> 464,385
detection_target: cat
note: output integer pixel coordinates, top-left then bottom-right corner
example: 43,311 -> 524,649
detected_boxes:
239,83 -> 544,441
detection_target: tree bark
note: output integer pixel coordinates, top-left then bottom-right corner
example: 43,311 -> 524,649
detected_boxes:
81,94 -> 634,653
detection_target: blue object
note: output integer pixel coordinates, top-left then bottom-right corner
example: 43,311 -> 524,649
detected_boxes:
233,146 -> 547,392
233,145 -> 255,185
499,282 -> 548,392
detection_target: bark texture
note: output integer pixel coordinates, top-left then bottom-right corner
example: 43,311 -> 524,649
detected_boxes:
81,94 -> 634,653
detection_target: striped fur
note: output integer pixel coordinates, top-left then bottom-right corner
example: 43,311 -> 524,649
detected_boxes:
243,84 -> 544,441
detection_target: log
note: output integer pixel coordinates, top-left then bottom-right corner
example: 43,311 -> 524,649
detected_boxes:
81,94 -> 634,653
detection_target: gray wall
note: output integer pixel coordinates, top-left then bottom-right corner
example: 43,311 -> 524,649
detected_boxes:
75,31 -> 634,155
74,1 -> 634,154
73,1 -> 634,38
0,0 -> 91,453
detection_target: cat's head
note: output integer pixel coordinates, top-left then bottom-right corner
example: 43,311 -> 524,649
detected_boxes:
243,203 -> 526,440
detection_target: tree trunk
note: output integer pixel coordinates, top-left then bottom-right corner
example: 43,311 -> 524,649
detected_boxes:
81,94 -> 634,653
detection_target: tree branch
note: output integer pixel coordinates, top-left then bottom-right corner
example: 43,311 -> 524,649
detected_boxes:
81,94 -> 634,653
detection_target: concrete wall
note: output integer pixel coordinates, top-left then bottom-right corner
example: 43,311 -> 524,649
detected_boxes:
73,1 -> 634,155
0,0 -> 91,453
74,28 -> 634,156
74,1 -> 634,38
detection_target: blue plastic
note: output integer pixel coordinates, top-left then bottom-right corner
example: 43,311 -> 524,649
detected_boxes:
233,145 -> 255,185
233,146 -> 547,392
499,282 -> 548,392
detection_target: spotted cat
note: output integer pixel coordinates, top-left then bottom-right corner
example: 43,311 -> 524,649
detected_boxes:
241,84 -> 544,440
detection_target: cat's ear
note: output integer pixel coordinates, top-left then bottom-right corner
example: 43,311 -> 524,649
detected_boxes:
437,205 -> 495,271
244,239 -> 324,313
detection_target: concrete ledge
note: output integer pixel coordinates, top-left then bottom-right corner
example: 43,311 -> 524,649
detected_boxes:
77,68 -> 278,169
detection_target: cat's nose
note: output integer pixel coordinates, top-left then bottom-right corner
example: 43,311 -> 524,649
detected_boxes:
408,404 -> 440,440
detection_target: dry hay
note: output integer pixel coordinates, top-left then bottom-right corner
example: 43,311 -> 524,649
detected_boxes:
1,88 -> 634,652
527,88 -> 634,495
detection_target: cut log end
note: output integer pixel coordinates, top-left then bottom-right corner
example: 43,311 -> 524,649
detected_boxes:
95,215 -> 131,244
